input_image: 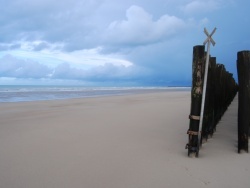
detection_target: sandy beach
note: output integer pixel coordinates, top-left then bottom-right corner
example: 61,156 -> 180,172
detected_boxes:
0,91 -> 249,188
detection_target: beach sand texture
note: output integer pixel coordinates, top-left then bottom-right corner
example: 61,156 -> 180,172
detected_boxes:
0,91 -> 249,188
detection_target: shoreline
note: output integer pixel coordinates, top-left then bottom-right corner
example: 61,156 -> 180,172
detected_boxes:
0,86 -> 191,103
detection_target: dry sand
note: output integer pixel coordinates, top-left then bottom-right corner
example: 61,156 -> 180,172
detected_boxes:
0,91 -> 249,188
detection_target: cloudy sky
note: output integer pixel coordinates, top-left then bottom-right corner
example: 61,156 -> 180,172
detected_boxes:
0,0 -> 249,86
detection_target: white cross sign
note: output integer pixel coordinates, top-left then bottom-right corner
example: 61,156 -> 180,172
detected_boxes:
198,27 -> 216,147
203,27 -> 216,46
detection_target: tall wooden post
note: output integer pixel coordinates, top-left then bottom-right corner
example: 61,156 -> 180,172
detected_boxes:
186,45 -> 205,157
201,55 -> 212,143
208,57 -> 216,136
237,50 -> 250,153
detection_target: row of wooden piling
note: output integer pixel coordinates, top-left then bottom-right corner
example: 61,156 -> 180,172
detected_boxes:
201,56 -> 238,144
186,45 -> 238,157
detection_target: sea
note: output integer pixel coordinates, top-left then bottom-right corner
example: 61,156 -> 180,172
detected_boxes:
0,85 -> 190,103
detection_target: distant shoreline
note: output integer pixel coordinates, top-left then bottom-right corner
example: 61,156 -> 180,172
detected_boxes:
0,86 -> 191,103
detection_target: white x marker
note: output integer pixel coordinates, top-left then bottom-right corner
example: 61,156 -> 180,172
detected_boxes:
198,27 -> 216,146
203,27 -> 216,46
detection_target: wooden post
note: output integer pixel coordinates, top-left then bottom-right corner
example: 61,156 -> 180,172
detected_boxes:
201,56 -> 213,143
237,50 -> 250,153
209,57 -> 216,136
186,45 -> 205,157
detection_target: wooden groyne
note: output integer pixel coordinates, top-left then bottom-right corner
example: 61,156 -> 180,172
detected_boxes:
186,45 -> 238,157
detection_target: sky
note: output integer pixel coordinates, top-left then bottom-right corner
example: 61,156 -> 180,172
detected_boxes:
0,0 -> 249,86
